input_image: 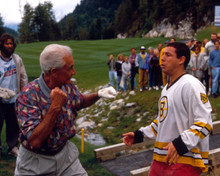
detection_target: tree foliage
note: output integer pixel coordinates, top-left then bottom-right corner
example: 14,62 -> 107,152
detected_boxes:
0,14 -> 5,36
17,0 -> 217,42
18,4 -> 35,43
59,0 -> 123,40
18,2 -> 61,43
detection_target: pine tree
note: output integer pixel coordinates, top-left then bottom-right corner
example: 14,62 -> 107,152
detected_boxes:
0,14 -> 5,36
18,4 -> 35,43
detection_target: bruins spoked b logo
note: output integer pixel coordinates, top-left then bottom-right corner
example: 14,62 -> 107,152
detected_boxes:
159,96 -> 168,122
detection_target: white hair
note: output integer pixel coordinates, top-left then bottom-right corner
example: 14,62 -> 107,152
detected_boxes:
40,44 -> 72,73
148,46 -> 154,51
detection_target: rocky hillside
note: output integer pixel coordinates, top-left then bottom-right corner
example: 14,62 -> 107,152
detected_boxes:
144,17 -> 212,39
59,0 -> 216,40
76,82 -> 219,146
75,84 -> 160,145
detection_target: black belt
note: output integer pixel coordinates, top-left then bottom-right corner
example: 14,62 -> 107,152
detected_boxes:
22,142 -> 66,156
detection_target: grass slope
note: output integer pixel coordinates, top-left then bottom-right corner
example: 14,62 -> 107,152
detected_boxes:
1,26 -> 220,175
16,37 -> 167,89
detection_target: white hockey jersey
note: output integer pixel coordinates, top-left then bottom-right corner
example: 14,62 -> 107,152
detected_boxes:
139,74 -> 212,172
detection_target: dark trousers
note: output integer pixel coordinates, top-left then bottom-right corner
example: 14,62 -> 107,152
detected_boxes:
202,69 -> 210,93
153,66 -> 162,87
130,68 -> 137,90
0,102 -> 19,151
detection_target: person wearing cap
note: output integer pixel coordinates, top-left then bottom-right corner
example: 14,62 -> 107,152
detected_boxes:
123,42 -> 212,176
135,46 -> 148,92
15,44 -> 117,175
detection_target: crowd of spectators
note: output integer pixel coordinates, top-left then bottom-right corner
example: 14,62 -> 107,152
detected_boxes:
107,33 -> 220,98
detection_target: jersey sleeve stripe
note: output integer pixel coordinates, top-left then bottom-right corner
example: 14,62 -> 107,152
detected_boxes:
151,126 -> 157,136
189,129 -> 206,139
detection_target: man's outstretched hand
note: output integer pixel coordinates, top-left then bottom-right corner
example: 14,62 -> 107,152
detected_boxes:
122,132 -> 135,146
98,86 -> 117,99
0,87 -> 16,99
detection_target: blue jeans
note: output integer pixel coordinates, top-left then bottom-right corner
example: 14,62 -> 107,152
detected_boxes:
211,67 -> 220,95
109,71 -> 117,87
116,76 -> 122,90
123,76 -> 129,91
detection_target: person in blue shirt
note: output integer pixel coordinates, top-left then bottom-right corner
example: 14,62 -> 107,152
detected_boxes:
209,40 -> 220,98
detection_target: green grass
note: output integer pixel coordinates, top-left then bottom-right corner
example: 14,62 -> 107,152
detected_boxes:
195,25 -> 220,41
1,25 -> 220,175
16,37 -> 167,89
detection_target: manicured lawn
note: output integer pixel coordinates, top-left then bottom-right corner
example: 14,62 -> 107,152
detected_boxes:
16,37 -> 167,89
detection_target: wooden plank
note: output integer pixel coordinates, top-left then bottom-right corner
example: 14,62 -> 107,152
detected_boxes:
212,121 -> 220,135
129,166 -> 150,176
94,121 -> 220,162
94,139 -> 155,161
208,148 -> 220,175
98,154 -> 116,161
209,148 -> 220,166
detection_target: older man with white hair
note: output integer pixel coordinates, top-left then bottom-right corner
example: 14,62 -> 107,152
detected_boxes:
14,44 -> 116,176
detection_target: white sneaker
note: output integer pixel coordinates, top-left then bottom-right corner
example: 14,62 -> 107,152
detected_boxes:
8,146 -> 19,157
155,86 -> 159,90
208,91 -> 211,96
148,87 -> 152,91
140,88 -> 143,92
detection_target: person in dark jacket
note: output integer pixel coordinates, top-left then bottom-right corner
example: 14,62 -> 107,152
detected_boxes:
115,54 -> 124,91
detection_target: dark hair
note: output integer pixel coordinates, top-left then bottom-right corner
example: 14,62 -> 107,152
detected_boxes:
170,38 -> 176,42
167,42 -> 190,69
211,33 -> 217,37
0,33 -> 17,50
196,41 -> 202,45
194,45 -> 201,52
130,47 -> 136,50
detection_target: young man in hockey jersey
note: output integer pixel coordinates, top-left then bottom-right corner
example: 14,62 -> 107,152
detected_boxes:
123,42 -> 212,176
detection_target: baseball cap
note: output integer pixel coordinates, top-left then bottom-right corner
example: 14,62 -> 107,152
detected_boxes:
140,46 -> 145,50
